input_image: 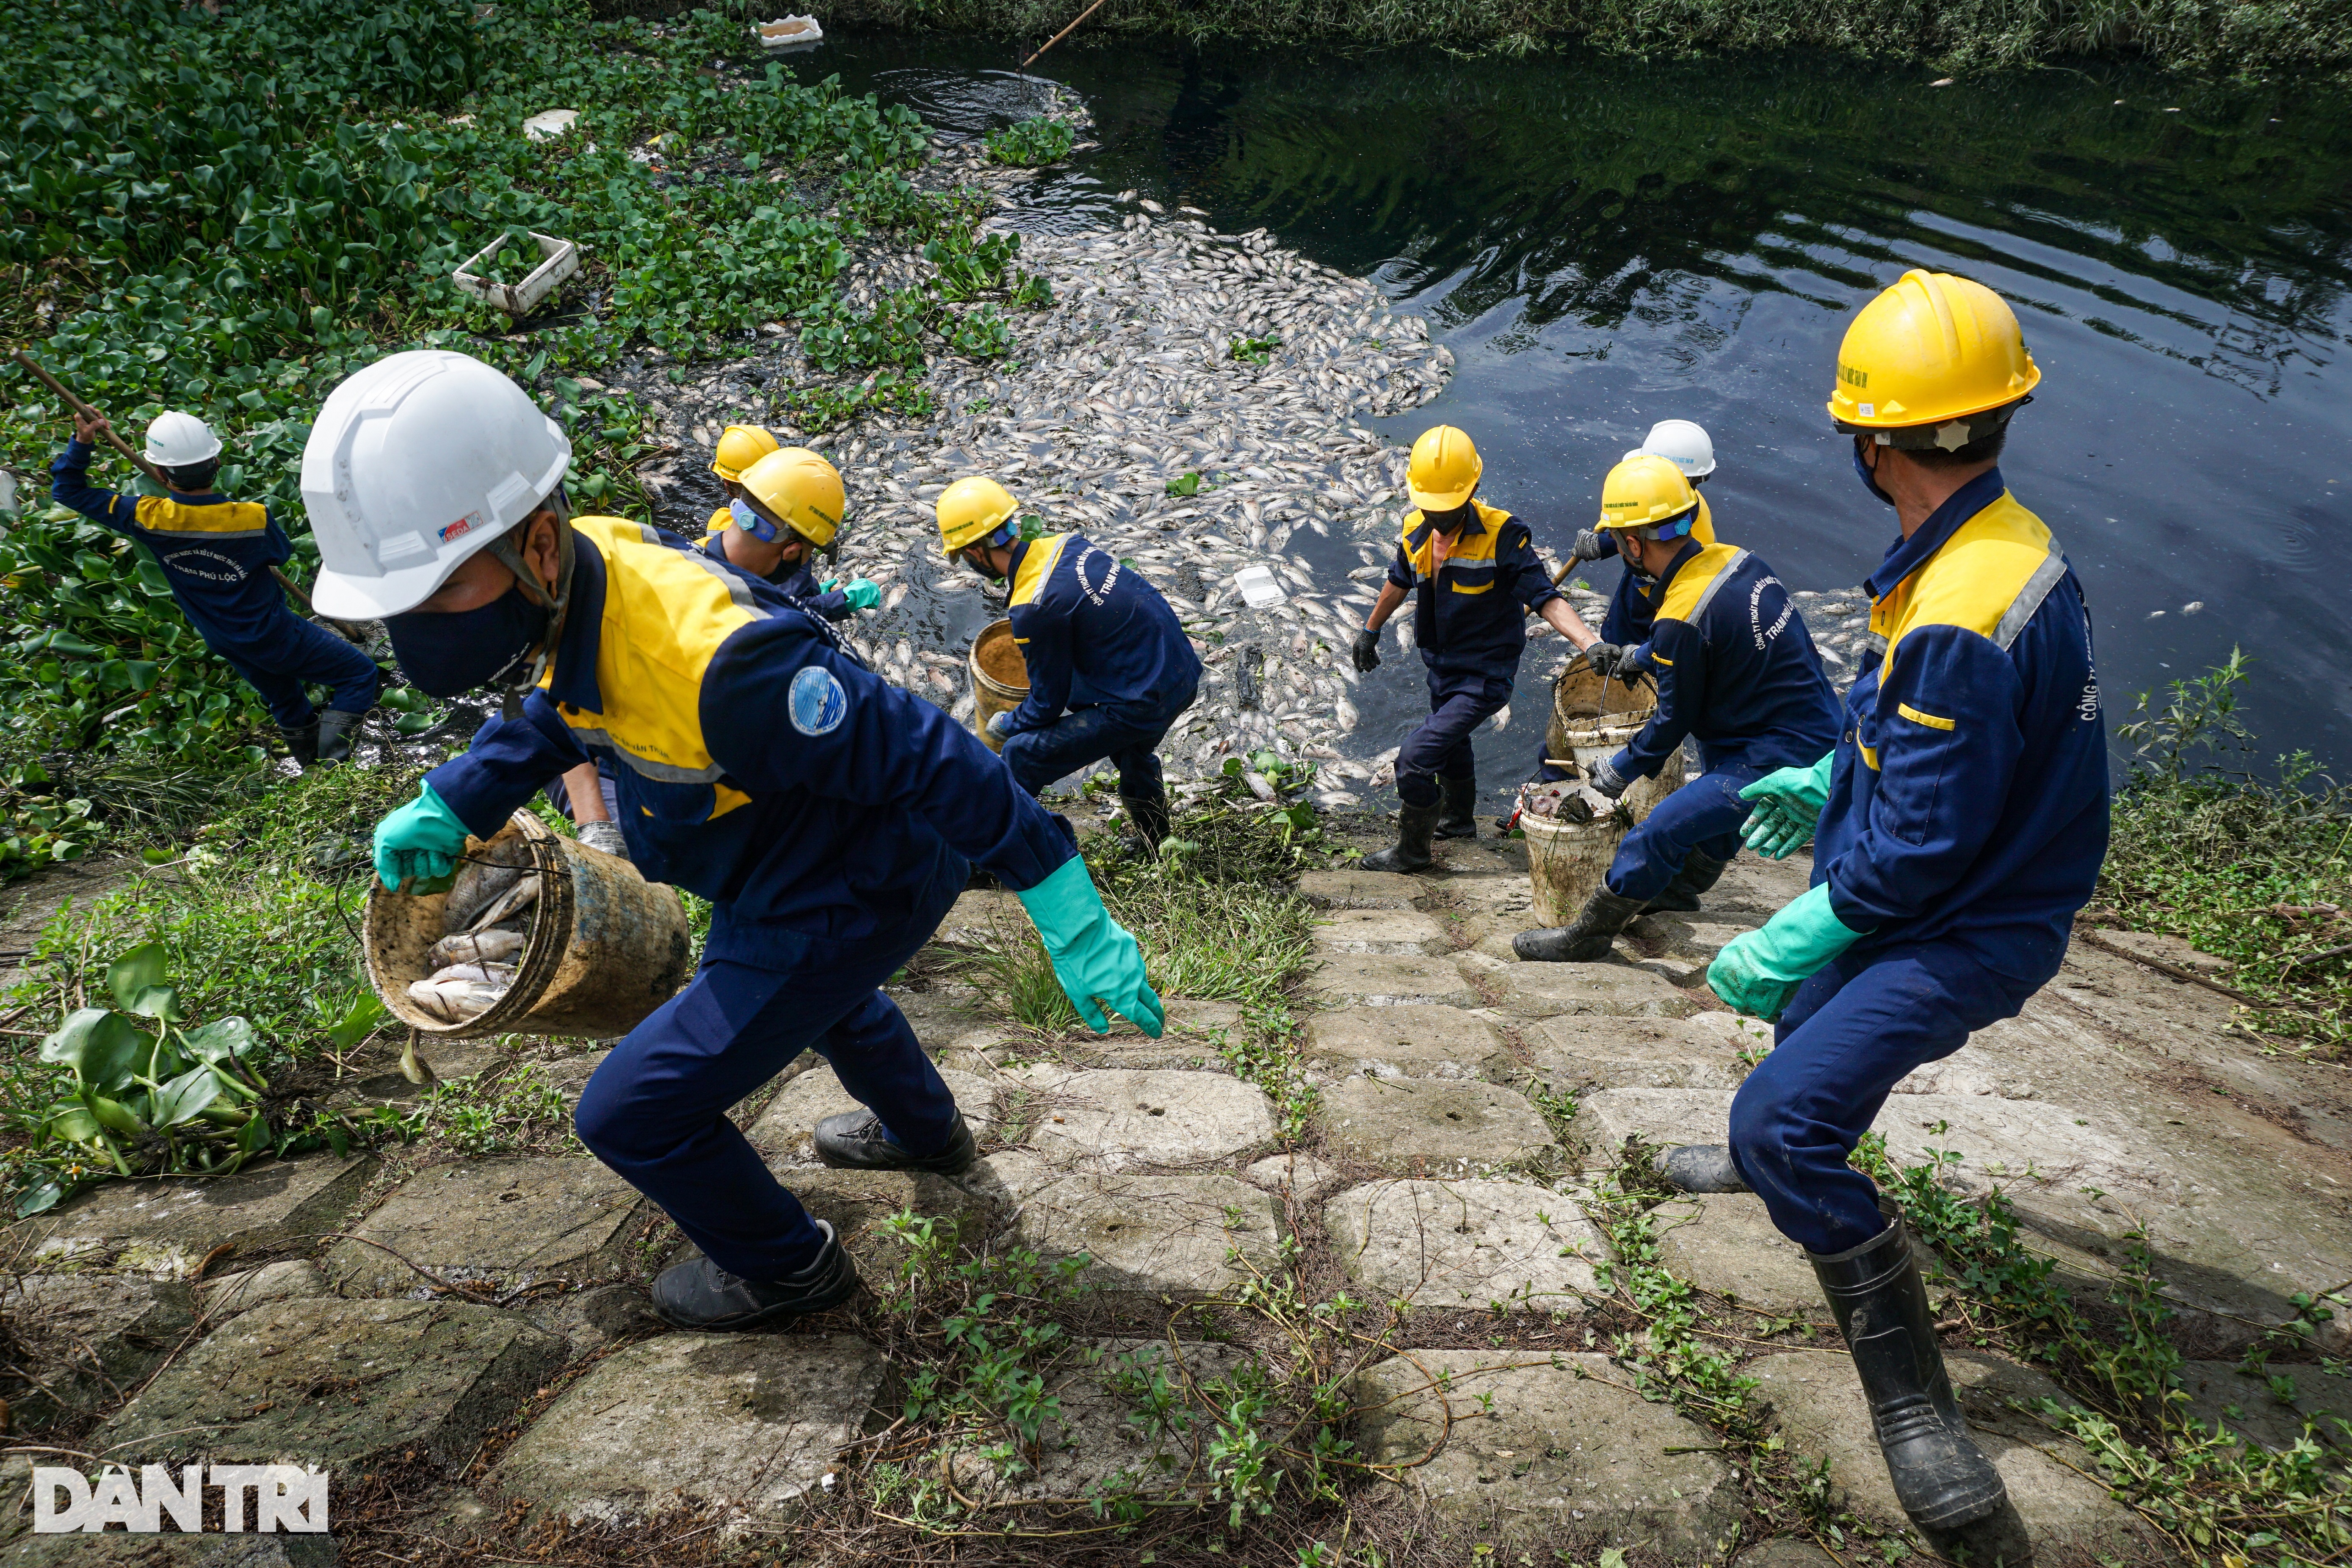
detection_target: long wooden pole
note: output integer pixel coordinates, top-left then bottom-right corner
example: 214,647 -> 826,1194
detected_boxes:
1021,0 -> 1111,68
10,350 -> 362,639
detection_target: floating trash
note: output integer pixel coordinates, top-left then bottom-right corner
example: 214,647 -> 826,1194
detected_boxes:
1233,565 -> 1287,608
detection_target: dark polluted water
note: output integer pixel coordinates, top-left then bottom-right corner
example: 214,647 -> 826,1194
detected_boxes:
813,31 -> 2352,785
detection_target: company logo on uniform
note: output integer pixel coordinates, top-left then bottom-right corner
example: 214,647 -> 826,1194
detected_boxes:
788,665 -> 848,736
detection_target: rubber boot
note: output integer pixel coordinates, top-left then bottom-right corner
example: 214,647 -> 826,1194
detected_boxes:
650,1220 -> 861,1329
314,708 -> 364,767
1434,774 -> 1479,840
1811,1212 -> 2009,1532
814,1109 -> 978,1176
1118,791 -> 1171,860
1512,886 -> 1647,962
1644,848 -> 1729,915
1361,801 -> 1440,874
1661,1144 -> 1749,1193
277,721 -> 319,769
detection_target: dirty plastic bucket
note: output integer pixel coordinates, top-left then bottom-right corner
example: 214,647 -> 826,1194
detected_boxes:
1545,661 -> 1685,824
1522,809 -> 1624,928
969,618 -> 1028,754
365,809 -> 693,1040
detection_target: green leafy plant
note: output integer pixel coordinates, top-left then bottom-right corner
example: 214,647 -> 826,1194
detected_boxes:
984,116 -> 1076,168
1230,333 -> 1284,365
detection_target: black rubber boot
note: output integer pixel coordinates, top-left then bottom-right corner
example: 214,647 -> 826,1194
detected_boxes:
277,721 -> 319,769
650,1220 -> 861,1329
1811,1213 -> 2009,1532
814,1109 -> 977,1176
1362,801 -> 1440,873
1512,887 -> 1647,962
1661,1144 -> 1750,1193
1117,791 -> 1172,859
314,708 -> 364,766
1434,774 -> 1479,839
1643,848 -> 1730,915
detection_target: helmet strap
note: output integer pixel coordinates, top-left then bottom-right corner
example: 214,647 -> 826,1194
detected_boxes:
484,492 -> 576,720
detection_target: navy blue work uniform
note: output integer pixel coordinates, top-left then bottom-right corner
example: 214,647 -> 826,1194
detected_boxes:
1387,501 -> 1560,807
1727,471 -> 2110,1253
995,532 -> 1202,801
49,441 -> 379,729
1599,539 -> 1841,902
699,517 -> 855,621
426,517 -> 1074,1281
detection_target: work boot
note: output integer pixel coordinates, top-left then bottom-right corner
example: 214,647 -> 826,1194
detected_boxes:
814,1109 -> 977,1177
1117,791 -> 1171,860
1434,774 -> 1479,840
1512,887 -> 1647,962
314,708 -> 364,766
650,1220 -> 861,1329
1812,1211 -> 2009,1532
277,720 -> 319,769
1644,849 -> 1730,915
1361,801 -> 1440,874
1661,1144 -> 1749,1193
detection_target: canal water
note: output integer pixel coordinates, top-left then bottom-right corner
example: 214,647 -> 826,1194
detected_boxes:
817,31 -> 2352,780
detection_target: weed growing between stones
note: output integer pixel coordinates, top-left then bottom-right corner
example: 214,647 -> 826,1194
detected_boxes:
417,1060 -> 578,1158
2101,651 -> 2352,1054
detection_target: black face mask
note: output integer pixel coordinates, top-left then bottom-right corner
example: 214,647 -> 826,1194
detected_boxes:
386,584 -> 550,699
1853,436 -> 1898,508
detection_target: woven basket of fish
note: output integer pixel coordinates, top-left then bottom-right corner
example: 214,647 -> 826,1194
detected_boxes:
364,809 -> 694,1040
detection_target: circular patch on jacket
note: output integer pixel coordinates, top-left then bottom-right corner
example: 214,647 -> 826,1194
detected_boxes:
788,665 -> 848,736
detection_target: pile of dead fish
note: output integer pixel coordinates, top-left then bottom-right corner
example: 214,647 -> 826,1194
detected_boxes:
408,843 -> 538,1023
1512,776 -> 1620,827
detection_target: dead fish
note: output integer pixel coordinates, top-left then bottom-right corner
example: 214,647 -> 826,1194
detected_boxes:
468,873 -> 540,933
430,929 -> 525,967
427,962 -> 517,987
406,977 -> 508,1023
443,841 -> 530,929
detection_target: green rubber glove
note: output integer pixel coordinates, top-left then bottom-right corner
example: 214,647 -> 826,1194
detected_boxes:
1707,884 -> 1868,1022
1016,856 -> 1164,1037
820,577 -> 883,611
1738,750 -> 1838,860
372,783 -> 472,894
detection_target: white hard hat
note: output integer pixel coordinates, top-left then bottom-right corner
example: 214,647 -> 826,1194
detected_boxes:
144,411 -> 221,468
1625,418 -> 1716,479
301,349 -> 571,620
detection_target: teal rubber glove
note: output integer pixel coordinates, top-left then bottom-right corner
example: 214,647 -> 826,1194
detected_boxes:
372,783 -> 472,894
1016,856 -> 1165,1037
1707,883 -> 1868,1022
820,577 -> 883,611
1738,750 -> 1838,860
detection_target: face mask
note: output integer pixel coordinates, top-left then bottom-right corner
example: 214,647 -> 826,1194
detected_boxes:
1853,437 -> 1897,508
386,583 -> 551,699
730,497 -> 780,543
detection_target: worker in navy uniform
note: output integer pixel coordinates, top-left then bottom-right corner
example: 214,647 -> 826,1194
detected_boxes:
307,349 -> 1163,1330
701,439 -> 879,620
1672,270 -> 2109,1538
937,476 -> 1201,858
52,409 -> 380,766
1515,454 -> 1840,958
1351,424 -> 1600,870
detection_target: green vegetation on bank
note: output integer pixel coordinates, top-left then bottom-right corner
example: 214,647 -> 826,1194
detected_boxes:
799,0 -> 2352,79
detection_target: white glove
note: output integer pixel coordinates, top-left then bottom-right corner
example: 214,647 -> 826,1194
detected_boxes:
578,820 -> 630,860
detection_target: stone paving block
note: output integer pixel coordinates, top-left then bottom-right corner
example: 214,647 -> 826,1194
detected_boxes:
1298,868 -> 1423,909
323,1157 -> 645,1298
1,1532 -> 334,1567
523,1281 -> 665,1358
1631,912 -> 1760,960
1736,1539 -> 1841,1568
1313,907 -> 1447,955
1244,1152 -> 1345,1201
1520,1012 -> 1759,1092
1016,1067 -> 1277,1170
749,1063 -> 999,1163
197,1260 -> 327,1322
8,1275 -> 194,1424
1302,1004 -> 1508,1080
1316,1076 -> 1560,1172
1650,1195 -> 1824,1320
1325,1179 -> 1605,1313
1483,961 -> 1700,1022
17,1155 -> 376,1278
1308,954 -> 1479,1009
2178,1358 -> 2352,1451
1018,1172 -> 1281,1297
666,1168 -> 1009,1285
1352,1350 -> 1744,1551
1747,1350 -> 2167,1558
492,1331 -> 884,1525
94,1297 -> 564,1472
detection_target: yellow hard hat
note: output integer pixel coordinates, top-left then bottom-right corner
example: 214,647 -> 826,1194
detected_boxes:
936,476 -> 1022,558
1596,454 -> 1700,533
1407,425 -> 1482,512
710,424 -> 781,483
1829,268 -> 2041,448
738,447 -> 846,548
